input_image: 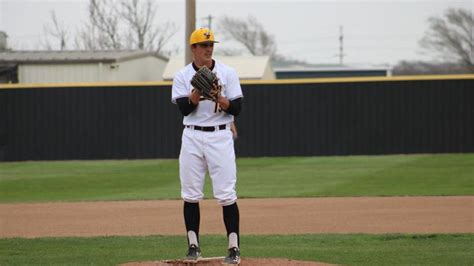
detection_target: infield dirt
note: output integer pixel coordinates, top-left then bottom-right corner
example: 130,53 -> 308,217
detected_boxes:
1,196 -> 473,238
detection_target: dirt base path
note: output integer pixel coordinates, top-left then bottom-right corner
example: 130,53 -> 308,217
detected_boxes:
1,196 -> 473,238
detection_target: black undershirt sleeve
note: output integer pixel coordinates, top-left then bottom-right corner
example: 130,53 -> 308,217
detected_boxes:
176,97 -> 197,116
224,98 -> 242,117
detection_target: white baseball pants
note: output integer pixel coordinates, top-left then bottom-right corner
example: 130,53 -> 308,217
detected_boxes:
179,126 -> 237,206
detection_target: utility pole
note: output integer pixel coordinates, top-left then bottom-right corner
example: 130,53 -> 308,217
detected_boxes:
185,0 -> 196,65
203,14 -> 214,30
471,15 -> 473,64
338,25 -> 345,65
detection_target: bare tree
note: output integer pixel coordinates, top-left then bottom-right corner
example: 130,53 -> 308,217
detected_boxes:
120,0 -> 153,50
43,10 -> 68,50
420,8 -> 473,66
89,0 -> 122,49
0,31 -> 9,51
75,22 -> 102,50
43,0 -> 177,55
392,60 -> 473,75
120,0 -> 177,53
80,0 -> 177,54
218,15 -> 277,56
149,21 -> 178,54
216,15 -> 313,67
72,0 -> 119,50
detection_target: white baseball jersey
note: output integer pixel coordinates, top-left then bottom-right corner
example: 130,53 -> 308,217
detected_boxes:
172,60 -> 243,126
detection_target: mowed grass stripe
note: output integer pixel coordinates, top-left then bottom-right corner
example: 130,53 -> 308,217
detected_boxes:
0,234 -> 473,266
0,154 -> 473,202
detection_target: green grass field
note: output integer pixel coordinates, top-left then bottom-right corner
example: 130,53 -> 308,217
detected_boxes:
0,154 -> 473,202
1,154 -> 473,265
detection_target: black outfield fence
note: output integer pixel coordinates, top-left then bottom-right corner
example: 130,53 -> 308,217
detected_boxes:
0,75 -> 473,161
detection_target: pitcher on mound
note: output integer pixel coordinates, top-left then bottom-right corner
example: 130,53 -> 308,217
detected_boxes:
171,28 -> 243,264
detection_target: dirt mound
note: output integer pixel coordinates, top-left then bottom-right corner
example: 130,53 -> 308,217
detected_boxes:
119,257 -> 336,266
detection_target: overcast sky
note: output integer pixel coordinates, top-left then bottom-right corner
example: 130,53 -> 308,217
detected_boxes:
0,0 -> 471,66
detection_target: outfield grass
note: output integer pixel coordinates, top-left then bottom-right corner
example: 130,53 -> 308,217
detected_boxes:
0,234 -> 472,266
0,154 -> 473,202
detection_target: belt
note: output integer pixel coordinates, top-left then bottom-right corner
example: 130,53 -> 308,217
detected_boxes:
186,124 -> 227,132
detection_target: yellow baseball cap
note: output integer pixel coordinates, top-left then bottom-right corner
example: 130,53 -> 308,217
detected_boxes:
189,28 -> 219,45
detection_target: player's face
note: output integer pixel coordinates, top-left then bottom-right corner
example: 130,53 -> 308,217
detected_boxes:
192,42 -> 214,65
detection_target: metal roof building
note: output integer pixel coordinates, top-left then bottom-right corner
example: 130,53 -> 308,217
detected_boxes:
0,50 -> 168,83
274,65 -> 392,79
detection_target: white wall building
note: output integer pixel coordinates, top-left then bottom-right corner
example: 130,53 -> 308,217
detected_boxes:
162,56 -> 275,81
0,50 -> 168,83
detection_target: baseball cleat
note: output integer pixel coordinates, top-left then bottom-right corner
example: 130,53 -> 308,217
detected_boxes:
223,247 -> 240,264
185,244 -> 202,261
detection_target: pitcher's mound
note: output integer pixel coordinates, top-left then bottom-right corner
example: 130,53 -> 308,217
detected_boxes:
120,257 -> 336,266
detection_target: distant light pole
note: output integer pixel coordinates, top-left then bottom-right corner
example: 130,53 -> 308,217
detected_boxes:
202,14 -> 214,30
338,25 -> 345,65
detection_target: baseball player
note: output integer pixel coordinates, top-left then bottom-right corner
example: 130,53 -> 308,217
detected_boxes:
171,28 -> 243,264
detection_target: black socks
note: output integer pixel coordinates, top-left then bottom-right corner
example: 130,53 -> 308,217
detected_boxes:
184,201 -> 200,245
184,201 -> 240,248
223,202 -> 240,247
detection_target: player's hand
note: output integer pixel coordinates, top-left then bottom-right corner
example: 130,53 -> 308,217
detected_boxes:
210,83 -> 221,102
189,88 -> 201,105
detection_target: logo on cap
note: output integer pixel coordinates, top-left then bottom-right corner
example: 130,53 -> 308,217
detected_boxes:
204,31 -> 211,39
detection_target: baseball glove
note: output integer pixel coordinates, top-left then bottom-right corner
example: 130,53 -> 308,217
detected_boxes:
191,66 -> 221,101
